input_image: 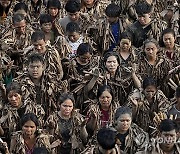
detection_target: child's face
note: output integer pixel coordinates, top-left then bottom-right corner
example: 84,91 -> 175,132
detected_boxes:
41,22 -> 52,33
67,31 -> 80,42
120,39 -> 131,51
48,7 -> 59,17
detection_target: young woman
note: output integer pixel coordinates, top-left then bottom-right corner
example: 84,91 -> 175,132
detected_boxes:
45,93 -> 88,154
10,113 -> 51,154
127,77 -> 172,135
113,106 -> 149,154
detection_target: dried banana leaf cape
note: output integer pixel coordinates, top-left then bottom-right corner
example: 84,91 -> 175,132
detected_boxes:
10,129 -> 51,154
14,71 -> 58,119
127,89 -> 172,133
116,123 -> 149,154
97,17 -> 128,54
81,0 -> 110,20
45,110 -> 86,153
136,51 -> 172,96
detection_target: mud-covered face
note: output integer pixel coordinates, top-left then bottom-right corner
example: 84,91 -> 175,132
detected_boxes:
99,90 -> 112,109
144,85 -> 157,100
14,20 -> 26,35
48,7 -> 59,17
41,22 -> 52,33
163,33 -> 175,49
32,39 -> 46,54
68,12 -> 80,21
8,91 -> 22,108
0,0 -> 11,8
120,39 -> 131,51
60,99 -> 74,118
67,31 -> 80,42
105,56 -> 119,74
83,0 -> 94,5
144,42 -> 158,59
138,13 -> 151,26
22,120 -> 37,137
161,130 -> 177,148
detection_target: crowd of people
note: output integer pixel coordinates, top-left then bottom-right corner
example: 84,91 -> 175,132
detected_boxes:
0,0 -> 179,153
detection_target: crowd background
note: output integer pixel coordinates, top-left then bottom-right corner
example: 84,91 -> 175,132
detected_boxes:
0,0 -> 179,153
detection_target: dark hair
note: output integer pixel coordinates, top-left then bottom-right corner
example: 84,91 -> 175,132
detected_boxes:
21,113 -> 39,129
97,128 -> 117,150
103,52 -> 120,67
47,0 -> 61,9
27,53 -> 44,65
143,38 -> 159,49
33,147 -> 49,154
120,32 -> 132,42
176,86 -> 180,98
142,77 -> 157,89
58,93 -> 75,105
114,106 -> 132,121
40,13 -> 52,25
159,28 -> 175,47
13,2 -> 28,12
135,2 -> 152,15
66,21 -> 80,33
6,81 -> 22,95
12,13 -> 25,24
31,31 -> 45,42
65,0 -> 81,13
105,3 -> 121,17
159,119 -> 178,132
97,85 -> 113,99
77,43 -> 93,56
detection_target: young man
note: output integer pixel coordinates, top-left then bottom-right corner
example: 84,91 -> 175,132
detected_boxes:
82,128 -> 122,154
59,0 -> 92,34
24,31 -> 63,81
136,119 -> 180,154
126,2 -> 167,48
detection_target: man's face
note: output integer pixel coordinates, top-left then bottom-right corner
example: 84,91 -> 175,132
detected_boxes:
138,13 -> 151,26
68,12 -> 80,21
32,39 -> 46,54
0,0 -> 11,8
14,20 -> 26,35
161,130 -> 177,148
28,61 -> 44,80
106,16 -> 118,24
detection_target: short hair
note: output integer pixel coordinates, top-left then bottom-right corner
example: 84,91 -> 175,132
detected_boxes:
135,2 -> 153,15
27,53 -> 44,65
97,128 -> 117,150
6,81 -> 22,95
58,93 -> 75,105
13,2 -> 28,12
33,147 -> 49,154
159,28 -> 176,47
65,0 -> 81,13
21,113 -> 39,129
66,21 -> 80,33
40,14 -> 52,25
12,13 -> 25,24
142,76 -> 157,89
31,31 -> 45,42
105,3 -> 121,17
143,38 -> 159,49
114,106 -> 132,121
77,43 -> 93,56
176,86 -> 180,98
159,119 -> 178,132
120,32 -> 133,42
47,0 -> 61,9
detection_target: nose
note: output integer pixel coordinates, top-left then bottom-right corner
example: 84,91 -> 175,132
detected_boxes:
71,15 -> 76,20
36,45 -> 41,50
11,96 -> 16,101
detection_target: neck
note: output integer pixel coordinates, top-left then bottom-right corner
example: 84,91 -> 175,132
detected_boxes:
160,144 -> 175,153
147,56 -> 156,65
86,3 -> 94,8
32,78 -> 41,85
166,46 -> 174,50
118,129 -> 128,135
101,106 -> 110,111
175,103 -> 180,111
24,134 -> 35,140
59,111 -> 71,120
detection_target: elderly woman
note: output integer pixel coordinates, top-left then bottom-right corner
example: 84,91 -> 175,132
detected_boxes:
45,92 -> 88,154
113,106 -> 149,154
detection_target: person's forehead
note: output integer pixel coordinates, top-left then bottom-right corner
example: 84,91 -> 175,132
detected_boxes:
162,129 -> 176,134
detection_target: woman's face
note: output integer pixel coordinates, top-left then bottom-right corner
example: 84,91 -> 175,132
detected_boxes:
8,91 -> 22,108
144,85 -> 157,100
144,42 -> 158,58
99,90 -> 112,109
48,7 -> 59,17
116,113 -> 132,133
163,33 -> 175,49
22,120 -> 37,137
105,56 -> 119,74
60,99 -> 74,117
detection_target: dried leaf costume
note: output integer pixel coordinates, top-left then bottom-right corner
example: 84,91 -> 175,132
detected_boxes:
45,110 -> 86,153
127,89 -> 172,134
10,129 -> 51,154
